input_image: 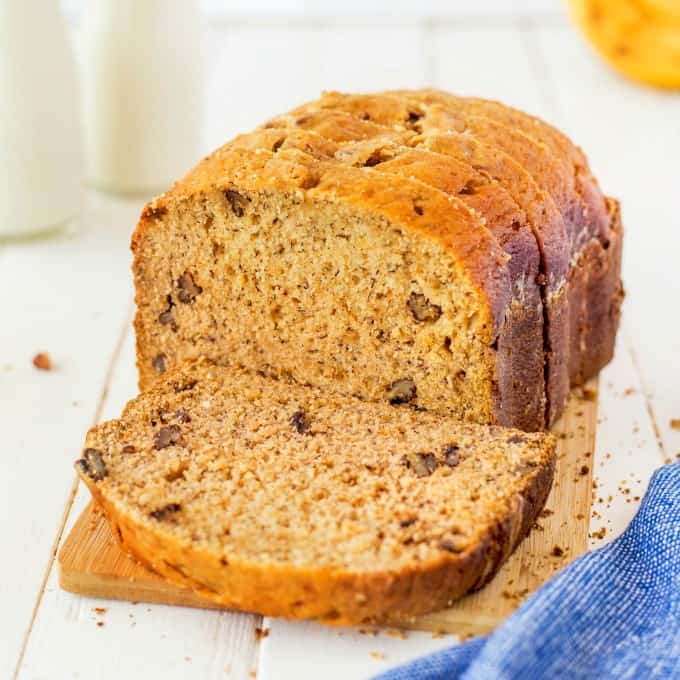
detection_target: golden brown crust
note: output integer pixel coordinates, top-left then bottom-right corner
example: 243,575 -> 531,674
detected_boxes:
580,197 -> 624,381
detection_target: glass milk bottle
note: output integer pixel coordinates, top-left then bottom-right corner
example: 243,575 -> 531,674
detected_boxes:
0,0 -> 83,238
80,0 -> 202,196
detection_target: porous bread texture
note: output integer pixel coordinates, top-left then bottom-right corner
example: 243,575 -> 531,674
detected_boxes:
133,90 -> 624,431
136,182 -> 497,426
233,127 -> 546,425
134,143 -> 544,429
76,361 -> 556,625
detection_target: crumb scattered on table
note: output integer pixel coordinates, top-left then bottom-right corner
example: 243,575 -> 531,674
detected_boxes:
254,626 -> 270,640
670,419 -> 680,431
431,630 -> 450,639
370,652 -> 385,660
32,352 -> 52,370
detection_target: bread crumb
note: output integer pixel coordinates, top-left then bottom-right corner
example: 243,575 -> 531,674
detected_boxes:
431,630 -> 450,639
96,621 -> 104,627
591,527 -> 607,540
93,607 -> 107,615
623,387 -> 636,396
359,628 -> 379,637
385,628 -> 408,640
32,352 -> 52,370
501,588 -> 529,602
370,652 -> 385,660
255,626 -> 270,640
670,419 -> 680,431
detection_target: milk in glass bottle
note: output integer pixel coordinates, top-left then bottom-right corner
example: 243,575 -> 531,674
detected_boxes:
0,0 -> 83,238
80,0 -> 202,195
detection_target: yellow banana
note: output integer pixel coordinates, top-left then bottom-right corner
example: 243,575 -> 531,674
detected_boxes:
568,0 -> 680,89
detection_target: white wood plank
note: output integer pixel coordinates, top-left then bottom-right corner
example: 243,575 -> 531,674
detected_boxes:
204,27 -> 323,152
19,320 -> 262,680
259,621 -> 456,680
204,24 -> 428,152
316,27 -> 427,92
588,330 -> 667,548
431,23 -> 547,117
0,195 -> 142,679
530,24 -> 680,461
63,1 -> 568,21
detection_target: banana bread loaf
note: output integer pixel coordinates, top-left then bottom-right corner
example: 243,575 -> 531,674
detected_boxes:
76,361 -> 556,624
132,90 -> 623,430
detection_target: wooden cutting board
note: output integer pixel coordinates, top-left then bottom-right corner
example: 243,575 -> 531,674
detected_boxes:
59,381 -> 597,635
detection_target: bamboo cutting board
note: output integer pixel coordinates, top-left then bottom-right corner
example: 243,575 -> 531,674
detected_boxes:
59,381 -> 597,635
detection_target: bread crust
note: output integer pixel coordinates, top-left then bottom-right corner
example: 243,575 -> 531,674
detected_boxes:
580,197 -> 624,380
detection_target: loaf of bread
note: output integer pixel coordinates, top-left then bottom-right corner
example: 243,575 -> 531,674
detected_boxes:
75,361 -> 555,624
132,90 -> 623,430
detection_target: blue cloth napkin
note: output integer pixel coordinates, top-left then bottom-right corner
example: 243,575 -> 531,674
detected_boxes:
377,462 -> 680,680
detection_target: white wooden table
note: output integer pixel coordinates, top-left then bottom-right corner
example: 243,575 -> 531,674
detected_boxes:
2,5 -> 679,679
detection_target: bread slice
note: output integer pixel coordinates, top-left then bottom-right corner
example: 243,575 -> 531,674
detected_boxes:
76,361 -> 556,625
133,138 -> 535,429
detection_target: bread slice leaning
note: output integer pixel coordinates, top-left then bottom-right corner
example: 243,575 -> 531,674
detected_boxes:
76,361 -> 556,625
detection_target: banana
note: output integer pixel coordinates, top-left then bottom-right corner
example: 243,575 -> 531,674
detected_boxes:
568,0 -> 680,89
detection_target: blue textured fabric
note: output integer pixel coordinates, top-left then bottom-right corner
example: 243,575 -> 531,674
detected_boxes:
376,462 -> 680,680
